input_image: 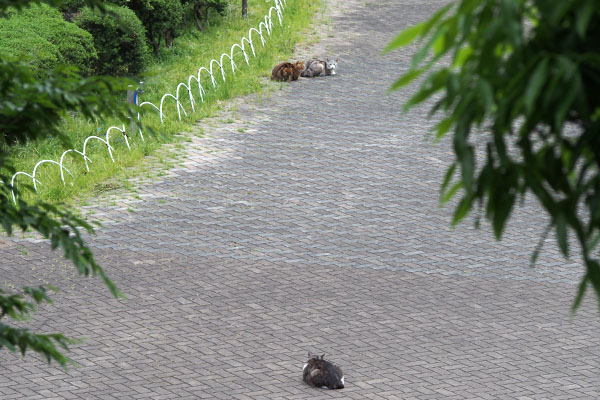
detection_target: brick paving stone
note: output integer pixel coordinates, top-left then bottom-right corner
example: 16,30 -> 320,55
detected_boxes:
1,0 -> 600,398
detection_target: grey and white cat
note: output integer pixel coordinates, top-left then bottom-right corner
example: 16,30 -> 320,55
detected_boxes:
302,352 -> 345,390
300,58 -> 338,77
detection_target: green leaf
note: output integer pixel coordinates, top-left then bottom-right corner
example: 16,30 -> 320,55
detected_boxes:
492,193 -> 515,239
460,146 -> 475,193
421,3 -> 454,38
435,117 -> 454,142
389,67 -> 426,92
587,260 -> 600,309
0,336 -> 16,352
452,45 -> 473,68
442,181 -> 462,205
554,81 -> 578,131
404,69 -> 449,110
383,22 -> 426,53
452,196 -> 471,226
530,223 -> 552,266
572,274 -> 588,312
411,38 -> 434,69
479,80 -> 494,114
524,58 -> 548,114
576,0 -> 595,37
591,106 -> 600,122
432,32 -> 446,56
555,212 -> 569,256
441,163 -> 457,195
588,231 -> 600,251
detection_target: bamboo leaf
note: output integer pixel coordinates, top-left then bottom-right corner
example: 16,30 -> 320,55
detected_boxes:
441,163 -> 457,195
461,146 -> 475,193
524,58 -> 548,114
442,181 -> 462,205
452,45 -> 473,68
571,274 -> 588,312
492,193 -> 515,239
452,196 -> 471,225
576,0 -> 595,37
432,32 -> 446,56
383,22 -> 426,53
555,212 -> 569,256
404,69 -> 448,110
435,117 -> 454,142
389,67 -> 426,92
422,3 -> 454,38
587,260 -> 600,309
588,231 -> 600,250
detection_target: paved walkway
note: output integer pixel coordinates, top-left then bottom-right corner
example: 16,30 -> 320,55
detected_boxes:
1,0 -> 599,399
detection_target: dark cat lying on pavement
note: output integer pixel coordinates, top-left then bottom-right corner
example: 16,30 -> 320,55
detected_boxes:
303,352 -> 344,390
271,61 -> 305,82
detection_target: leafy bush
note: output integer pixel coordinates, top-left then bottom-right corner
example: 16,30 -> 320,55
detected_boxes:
45,21 -> 97,75
76,4 -> 149,76
0,23 -> 60,72
0,4 -> 97,76
128,0 -> 184,54
23,5 -> 97,75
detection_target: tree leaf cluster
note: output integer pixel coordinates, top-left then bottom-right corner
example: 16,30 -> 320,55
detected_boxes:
0,172 -> 123,366
0,60 -> 138,145
385,0 -> 600,309
0,0 -> 137,366
128,0 -> 185,54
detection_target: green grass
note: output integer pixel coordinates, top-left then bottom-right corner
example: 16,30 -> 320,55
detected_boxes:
5,0 -> 321,205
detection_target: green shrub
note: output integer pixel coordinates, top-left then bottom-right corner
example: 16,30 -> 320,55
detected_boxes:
23,5 -> 97,75
0,4 -> 97,76
0,23 -> 60,72
46,21 -> 97,75
76,4 -> 149,76
127,0 -> 185,54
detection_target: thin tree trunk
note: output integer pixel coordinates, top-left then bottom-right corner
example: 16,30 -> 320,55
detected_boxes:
165,30 -> 174,47
203,5 -> 209,30
242,0 -> 247,18
149,30 -> 160,54
195,4 -> 208,31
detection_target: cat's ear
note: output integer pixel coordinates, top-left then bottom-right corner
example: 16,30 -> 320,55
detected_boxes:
307,351 -> 312,359
320,354 -> 325,360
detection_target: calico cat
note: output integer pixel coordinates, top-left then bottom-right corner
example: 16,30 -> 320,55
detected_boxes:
300,58 -> 338,77
271,61 -> 305,82
302,353 -> 345,390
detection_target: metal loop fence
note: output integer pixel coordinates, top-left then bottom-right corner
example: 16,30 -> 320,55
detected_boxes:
8,0 -> 287,203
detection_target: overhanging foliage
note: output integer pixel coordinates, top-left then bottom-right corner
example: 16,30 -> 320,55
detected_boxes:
385,0 -> 600,310
0,0 -> 136,366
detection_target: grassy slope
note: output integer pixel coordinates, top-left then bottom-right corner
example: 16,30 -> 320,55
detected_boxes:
6,0 -> 320,204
